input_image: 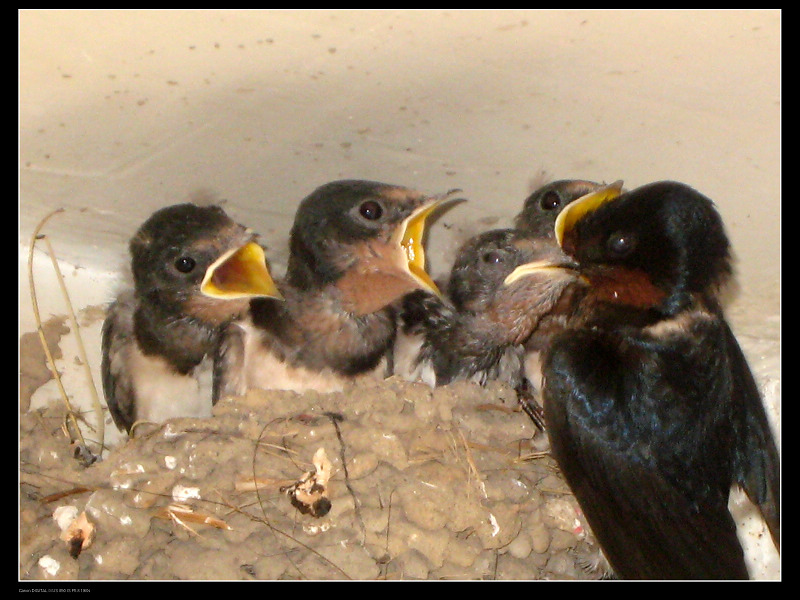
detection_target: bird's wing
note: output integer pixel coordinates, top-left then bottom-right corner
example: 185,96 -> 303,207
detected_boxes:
212,323 -> 242,405
725,322 -> 780,550
398,289 -> 454,336
101,295 -> 137,434
394,289 -> 456,385
544,331 -> 749,579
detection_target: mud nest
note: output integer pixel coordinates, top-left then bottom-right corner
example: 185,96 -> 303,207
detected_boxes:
20,377 -> 602,581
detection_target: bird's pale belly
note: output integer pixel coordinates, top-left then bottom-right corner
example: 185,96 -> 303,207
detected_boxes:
128,348 -> 214,423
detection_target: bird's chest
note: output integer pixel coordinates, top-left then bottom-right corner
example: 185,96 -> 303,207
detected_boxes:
236,295 -> 394,392
127,344 -> 214,423
564,325 -> 732,466
135,313 -> 216,375
291,293 -> 395,370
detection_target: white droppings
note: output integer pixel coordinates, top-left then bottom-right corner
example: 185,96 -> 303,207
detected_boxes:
302,522 -> 330,535
489,513 -> 500,537
52,505 -> 79,531
172,484 -> 201,502
164,455 -> 177,470
38,555 -> 60,576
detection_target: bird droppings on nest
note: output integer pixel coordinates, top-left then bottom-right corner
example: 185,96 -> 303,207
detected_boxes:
281,446 -> 334,518
53,506 -> 95,559
20,377 -> 605,581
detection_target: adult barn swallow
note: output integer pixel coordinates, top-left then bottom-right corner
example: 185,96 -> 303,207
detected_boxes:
213,180 -> 455,399
532,181 -> 780,579
514,179 -> 607,238
395,228 -> 579,430
102,203 -> 281,435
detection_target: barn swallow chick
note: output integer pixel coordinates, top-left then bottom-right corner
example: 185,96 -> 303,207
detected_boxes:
514,179 -> 609,238
527,181 -> 780,579
395,228 -> 579,430
102,203 -> 281,436
213,180 -> 457,399
513,180 -> 624,394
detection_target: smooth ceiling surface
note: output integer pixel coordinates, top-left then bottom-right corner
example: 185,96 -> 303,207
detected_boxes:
20,9 -> 780,298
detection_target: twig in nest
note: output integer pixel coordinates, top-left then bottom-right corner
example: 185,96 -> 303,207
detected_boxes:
27,208 -> 104,461
39,486 -> 94,504
235,476 -> 296,493
378,488 -> 396,577
513,450 -> 551,463
250,418 -> 352,579
153,502 -> 232,537
326,412 -> 368,545
475,403 -> 516,414
457,428 -> 488,500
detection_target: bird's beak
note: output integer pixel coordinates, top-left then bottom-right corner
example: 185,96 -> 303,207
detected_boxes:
554,180 -> 625,247
201,240 -> 283,300
503,258 -> 584,287
394,189 -> 461,298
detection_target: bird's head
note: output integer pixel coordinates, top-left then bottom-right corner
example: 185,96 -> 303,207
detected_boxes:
287,180 -> 460,315
130,203 -> 282,323
555,180 -> 732,317
514,179 -> 608,239
448,228 -> 579,344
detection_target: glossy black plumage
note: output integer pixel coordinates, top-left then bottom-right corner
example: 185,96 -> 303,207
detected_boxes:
395,228 -> 578,429
102,203 -> 279,435
213,180 -> 453,399
540,181 -> 780,579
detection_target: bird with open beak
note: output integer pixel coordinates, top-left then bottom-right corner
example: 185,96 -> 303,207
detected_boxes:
101,202 -> 282,436
516,180 -> 780,579
213,179 -> 457,399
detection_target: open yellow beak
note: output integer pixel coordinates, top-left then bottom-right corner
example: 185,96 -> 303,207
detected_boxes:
201,241 -> 283,300
554,180 -> 625,247
395,189 -> 461,297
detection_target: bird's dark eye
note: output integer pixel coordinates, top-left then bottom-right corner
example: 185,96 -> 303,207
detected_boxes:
482,250 -> 504,265
606,232 -> 636,257
174,256 -> 196,273
359,200 -> 383,220
540,191 -> 560,211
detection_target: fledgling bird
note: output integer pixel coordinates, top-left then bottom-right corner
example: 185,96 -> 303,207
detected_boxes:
514,179 -> 607,238
395,228 -> 578,430
213,180 -> 457,399
526,181 -> 780,579
513,180 -> 624,397
102,203 -> 281,436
